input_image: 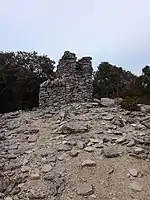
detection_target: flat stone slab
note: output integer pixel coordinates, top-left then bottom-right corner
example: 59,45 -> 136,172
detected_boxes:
103,114 -> 114,121
41,164 -> 52,173
76,182 -> 94,196
28,135 -> 38,142
58,121 -> 89,134
81,159 -> 96,167
4,197 -> 13,200
57,144 -> 72,151
84,147 -> 95,152
104,147 -> 121,158
100,98 -> 115,107
130,181 -> 142,192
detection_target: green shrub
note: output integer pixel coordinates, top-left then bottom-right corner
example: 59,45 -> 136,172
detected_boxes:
121,96 -> 140,111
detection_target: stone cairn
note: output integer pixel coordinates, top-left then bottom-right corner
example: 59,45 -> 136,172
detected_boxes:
39,51 -> 93,107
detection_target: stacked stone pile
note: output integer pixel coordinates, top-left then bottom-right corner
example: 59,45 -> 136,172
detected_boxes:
39,51 -> 93,107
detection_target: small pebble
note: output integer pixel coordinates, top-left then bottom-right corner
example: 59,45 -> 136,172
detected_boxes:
41,164 -> 52,173
128,169 -> 138,177
81,159 -> 96,167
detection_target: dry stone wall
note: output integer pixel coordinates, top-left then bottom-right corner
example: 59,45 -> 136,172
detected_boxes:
39,51 -> 93,107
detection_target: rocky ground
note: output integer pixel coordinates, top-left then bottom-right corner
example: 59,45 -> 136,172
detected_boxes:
0,102 -> 150,200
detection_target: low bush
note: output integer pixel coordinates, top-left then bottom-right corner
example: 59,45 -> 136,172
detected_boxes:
121,96 -> 140,111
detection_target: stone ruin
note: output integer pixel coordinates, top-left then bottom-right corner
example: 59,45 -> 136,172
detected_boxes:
39,51 -> 93,107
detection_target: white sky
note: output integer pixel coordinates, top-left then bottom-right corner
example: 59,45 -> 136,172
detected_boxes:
0,0 -> 150,74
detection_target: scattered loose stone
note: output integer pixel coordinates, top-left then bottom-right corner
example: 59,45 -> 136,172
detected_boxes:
84,146 -> 95,152
40,150 -> 49,157
114,130 -> 123,135
103,114 -> 114,121
103,137 -> 110,143
135,124 -> 145,130
30,173 -> 40,180
58,156 -> 64,161
66,140 -> 76,146
100,98 -> 115,107
134,138 -> 144,144
41,157 -> 47,163
127,140 -> 135,147
7,154 -> 16,159
76,182 -> 94,196
90,138 -> 99,143
131,124 -> 137,127
112,117 -> 125,127
77,141 -> 84,149
29,188 -> 46,199
130,181 -> 143,191
134,147 -> 144,154
104,148 -> 120,158
21,166 -> 30,173
129,153 -> 147,160
4,197 -> 13,200
90,194 -> 97,198
58,121 -> 88,134
30,129 -> 39,134
62,140 -> 68,144
81,159 -> 96,167
87,141 -> 94,146
94,143 -> 103,148
116,137 -> 126,144
69,149 -> 79,157
9,144 -> 18,150
108,168 -> 114,174
41,164 -> 52,173
141,117 -> 150,129
98,139 -> 104,145
18,183 -> 24,188
57,144 -> 72,151
148,153 -> 150,160
0,193 -> 4,198
128,169 -> 138,177
28,135 -> 38,142
2,95 -> 150,199
49,156 -> 57,162
22,158 -> 29,165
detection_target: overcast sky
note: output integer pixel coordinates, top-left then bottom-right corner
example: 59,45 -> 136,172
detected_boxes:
0,0 -> 150,74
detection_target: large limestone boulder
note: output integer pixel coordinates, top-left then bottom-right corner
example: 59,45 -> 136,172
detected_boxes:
100,98 -> 115,107
56,121 -> 89,134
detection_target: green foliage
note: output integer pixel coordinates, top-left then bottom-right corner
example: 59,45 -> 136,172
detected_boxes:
12,51 -> 55,83
121,96 -> 140,111
93,62 -> 136,99
122,65 -> 150,105
142,65 -> 150,75
0,51 -> 55,113
93,62 -> 150,110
